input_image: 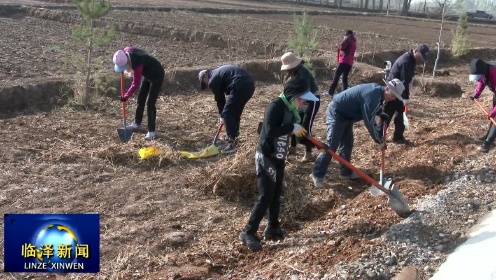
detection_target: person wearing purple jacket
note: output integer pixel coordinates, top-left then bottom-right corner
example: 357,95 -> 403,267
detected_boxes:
327,30 -> 357,96
470,58 -> 496,153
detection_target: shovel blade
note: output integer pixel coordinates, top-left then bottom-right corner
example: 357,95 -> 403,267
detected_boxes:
387,184 -> 411,218
117,128 -> 133,142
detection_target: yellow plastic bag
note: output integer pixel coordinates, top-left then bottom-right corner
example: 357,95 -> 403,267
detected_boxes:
178,145 -> 219,159
138,146 -> 161,160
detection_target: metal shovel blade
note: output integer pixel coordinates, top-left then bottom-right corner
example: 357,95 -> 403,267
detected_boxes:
387,184 -> 411,218
117,127 -> 133,142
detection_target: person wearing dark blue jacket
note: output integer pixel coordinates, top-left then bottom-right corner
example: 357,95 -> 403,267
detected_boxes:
384,44 -> 429,143
310,79 -> 405,188
199,65 -> 255,154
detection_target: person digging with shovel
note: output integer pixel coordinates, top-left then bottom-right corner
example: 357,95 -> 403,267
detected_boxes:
239,76 -> 318,251
384,44 -> 429,144
280,52 -> 321,163
310,79 -> 405,188
469,58 -> 496,153
198,65 -> 255,154
113,47 -> 165,141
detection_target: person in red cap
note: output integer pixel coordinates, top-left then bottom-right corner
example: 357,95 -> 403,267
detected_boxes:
113,47 -> 165,140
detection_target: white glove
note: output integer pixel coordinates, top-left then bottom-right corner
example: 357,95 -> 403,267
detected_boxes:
292,123 -> 307,137
403,99 -> 410,106
219,117 -> 225,124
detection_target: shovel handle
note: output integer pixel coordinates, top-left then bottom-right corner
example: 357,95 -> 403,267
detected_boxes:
120,73 -> 127,122
306,136 -> 392,195
212,123 -> 224,145
474,99 -> 496,127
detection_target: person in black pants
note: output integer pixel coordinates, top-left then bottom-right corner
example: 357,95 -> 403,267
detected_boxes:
327,30 -> 357,96
280,52 -> 321,162
384,44 -> 429,143
113,47 -> 165,140
469,58 -> 496,153
239,76 -> 318,250
198,65 -> 255,154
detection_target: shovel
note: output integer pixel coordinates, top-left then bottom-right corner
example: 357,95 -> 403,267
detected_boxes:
117,72 -> 133,142
474,99 -> 496,126
178,123 -> 224,159
306,136 -> 412,218
370,122 -> 388,197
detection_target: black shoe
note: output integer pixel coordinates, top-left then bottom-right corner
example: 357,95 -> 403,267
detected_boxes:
392,137 -> 410,144
221,143 -> 237,154
478,142 -> 490,153
475,136 -> 487,143
239,232 -> 262,250
263,226 -> 286,240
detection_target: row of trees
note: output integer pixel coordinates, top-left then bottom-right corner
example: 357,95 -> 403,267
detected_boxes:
285,0 -> 494,15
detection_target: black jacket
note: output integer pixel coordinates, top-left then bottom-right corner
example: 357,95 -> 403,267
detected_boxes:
387,50 -> 416,100
257,98 -> 294,157
128,48 -> 165,82
208,65 -> 255,114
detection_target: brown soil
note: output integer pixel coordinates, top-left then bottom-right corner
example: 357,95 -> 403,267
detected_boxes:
1,1 -> 495,279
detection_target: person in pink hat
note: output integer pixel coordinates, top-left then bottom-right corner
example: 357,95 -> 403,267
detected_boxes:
113,47 -> 165,140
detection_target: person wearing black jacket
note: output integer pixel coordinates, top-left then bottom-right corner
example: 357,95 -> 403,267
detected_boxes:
239,76 -> 318,251
384,44 -> 429,143
199,65 -> 255,154
280,52 -> 321,162
113,47 -> 165,140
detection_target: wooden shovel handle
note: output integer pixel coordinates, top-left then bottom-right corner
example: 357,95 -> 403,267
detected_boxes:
306,136 -> 390,194
474,99 -> 496,127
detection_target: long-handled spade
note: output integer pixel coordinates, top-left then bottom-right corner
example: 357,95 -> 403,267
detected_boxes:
306,136 -> 412,218
474,99 -> 496,126
370,122 -> 388,197
117,72 -> 133,142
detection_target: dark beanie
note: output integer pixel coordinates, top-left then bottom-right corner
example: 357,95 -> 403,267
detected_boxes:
470,59 -> 489,75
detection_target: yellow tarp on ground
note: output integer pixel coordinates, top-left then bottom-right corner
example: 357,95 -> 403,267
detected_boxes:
178,145 -> 219,159
138,146 -> 161,160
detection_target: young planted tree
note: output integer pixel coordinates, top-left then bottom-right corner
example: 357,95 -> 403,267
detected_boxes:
70,0 -> 116,105
451,13 -> 470,57
287,11 -> 318,71
432,0 -> 452,77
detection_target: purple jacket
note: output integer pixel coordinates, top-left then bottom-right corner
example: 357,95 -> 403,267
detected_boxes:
473,66 -> 496,117
338,34 -> 357,66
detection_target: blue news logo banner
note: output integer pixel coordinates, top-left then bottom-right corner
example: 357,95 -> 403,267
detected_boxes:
4,214 -> 100,273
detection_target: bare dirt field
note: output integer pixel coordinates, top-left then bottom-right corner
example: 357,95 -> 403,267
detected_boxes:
1,0 -> 496,279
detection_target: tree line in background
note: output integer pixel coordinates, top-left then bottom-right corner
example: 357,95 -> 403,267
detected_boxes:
281,0 -> 495,16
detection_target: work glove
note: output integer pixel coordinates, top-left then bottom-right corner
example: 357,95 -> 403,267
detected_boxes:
120,97 -> 128,102
403,99 -> 410,106
219,117 -> 225,124
292,123 -> 307,137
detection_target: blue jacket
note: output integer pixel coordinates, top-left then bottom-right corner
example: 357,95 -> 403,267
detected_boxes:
332,83 -> 385,144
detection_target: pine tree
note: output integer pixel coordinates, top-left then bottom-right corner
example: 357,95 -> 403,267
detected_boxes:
70,0 -> 116,106
451,13 -> 470,57
287,11 -> 318,71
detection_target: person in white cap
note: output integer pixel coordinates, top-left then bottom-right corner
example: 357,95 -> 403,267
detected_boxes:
113,47 -> 165,140
239,76 -> 319,251
280,52 -> 321,163
310,79 -> 405,188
